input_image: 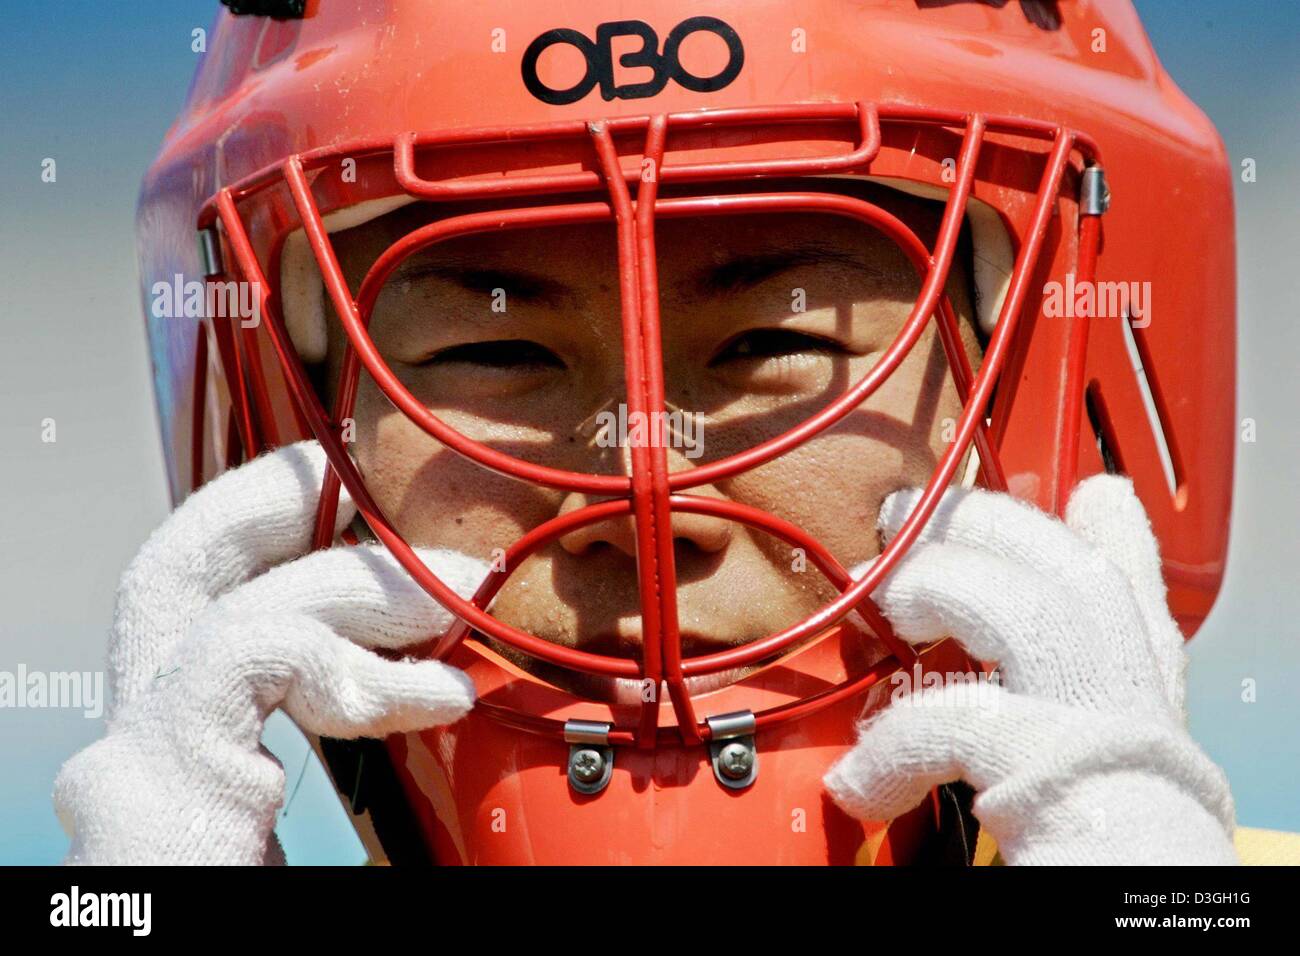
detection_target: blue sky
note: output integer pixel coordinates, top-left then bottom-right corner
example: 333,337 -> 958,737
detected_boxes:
0,2 -> 1295,864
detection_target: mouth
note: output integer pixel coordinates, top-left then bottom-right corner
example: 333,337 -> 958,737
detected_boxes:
529,663 -> 756,705
575,629 -> 734,660
476,612 -> 884,704
574,629 -> 762,700
476,626 -> 762,703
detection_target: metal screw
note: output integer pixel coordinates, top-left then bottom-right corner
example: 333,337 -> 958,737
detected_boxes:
571,747 -> 605,783
717,741 -> 754,780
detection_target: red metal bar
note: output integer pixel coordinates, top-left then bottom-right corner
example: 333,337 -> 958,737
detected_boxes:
309,321 -> 365,551
197,101 -> 1096,225
677,131 -> 1076,676
220,182 -> 644,677
627,114 -> 700,742
590,120 -> 676,745
1055,209 -> 1103,512
658,190 -> 980,491
189,321 -> 208,492
267,149 -> 993,690
206,294 -> 259,462
393,102 -> 880,201
223,405 -> 242,470
328,183 -> 987,675
239,321 -> 280,450
471,637 -> 951,746
343,192 -> 979,495
423,490 -> 910,668
207,105 -> 1090,747
927,117 -> 1007,491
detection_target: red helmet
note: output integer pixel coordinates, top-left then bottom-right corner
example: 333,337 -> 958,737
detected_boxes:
138,0 -> 1234,864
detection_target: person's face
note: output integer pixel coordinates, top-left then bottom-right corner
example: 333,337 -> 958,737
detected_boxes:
323,182 -> 981,698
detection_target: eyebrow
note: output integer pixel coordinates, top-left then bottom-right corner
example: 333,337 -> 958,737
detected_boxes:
697,242 -> 882,295
391,241 -> 881,302
393,258 -> 570,304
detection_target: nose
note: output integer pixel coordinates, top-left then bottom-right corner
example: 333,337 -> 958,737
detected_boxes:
557,486 -> 734,558
558,448 -> 733,558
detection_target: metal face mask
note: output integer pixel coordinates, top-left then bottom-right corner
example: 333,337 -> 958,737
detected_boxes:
140,1 -> 1234,864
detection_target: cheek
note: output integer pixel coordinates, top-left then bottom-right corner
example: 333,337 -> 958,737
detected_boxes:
723,430 -> 914,569
718,332 -> 965,567
883,330 -> 969,461
350,381 -> 560,557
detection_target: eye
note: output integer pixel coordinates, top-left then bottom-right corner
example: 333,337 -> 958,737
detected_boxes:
708,328 -> 849,367
414,339 -> 565,371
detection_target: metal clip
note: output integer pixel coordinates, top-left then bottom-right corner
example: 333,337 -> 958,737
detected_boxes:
1080,165 -> 1111,216
564,719 -> 614,795
706,711 -> 758,790
197,227 -> 224,277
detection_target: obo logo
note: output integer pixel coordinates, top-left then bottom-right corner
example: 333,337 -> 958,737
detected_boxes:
522,16 -> 744,105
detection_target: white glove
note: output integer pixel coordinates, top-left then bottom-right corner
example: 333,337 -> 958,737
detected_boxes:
53,442 -> 489,865
825,475 -> 1238,865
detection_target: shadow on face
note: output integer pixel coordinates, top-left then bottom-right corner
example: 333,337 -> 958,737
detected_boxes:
317,179 -> 983,695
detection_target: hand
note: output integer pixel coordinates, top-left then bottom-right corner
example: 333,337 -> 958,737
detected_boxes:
825,475 -> 1237,865
53,442 -> 487,865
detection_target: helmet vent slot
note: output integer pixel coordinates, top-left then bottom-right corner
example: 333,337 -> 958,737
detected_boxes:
1119,314 -> 1183,504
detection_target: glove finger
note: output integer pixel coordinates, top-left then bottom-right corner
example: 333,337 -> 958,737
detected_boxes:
1065,474 -> 1187,712
866,542 -> 1140,707
178,615 -> 476,743
112,441 -> 356,713
880,486 -> 1149,648
824,682 -> 1047,821
878,486 -> 1093,569
879,485 -> 1163,700
207,544 -> 490,651
282,637 -> 475,738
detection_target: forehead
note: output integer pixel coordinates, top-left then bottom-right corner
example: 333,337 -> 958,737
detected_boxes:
335,179 -> 949,288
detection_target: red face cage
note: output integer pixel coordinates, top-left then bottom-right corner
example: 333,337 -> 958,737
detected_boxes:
195,101 -> 1101,752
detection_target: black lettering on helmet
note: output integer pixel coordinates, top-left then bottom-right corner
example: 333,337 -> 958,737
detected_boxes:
595,20 -> 670,101
663,17 -> 744,93
521,28 -> 601,106
521,17 -> 744,105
